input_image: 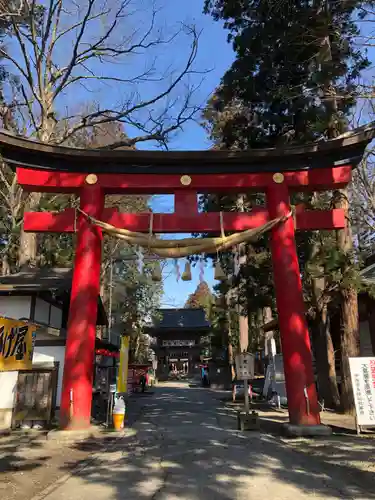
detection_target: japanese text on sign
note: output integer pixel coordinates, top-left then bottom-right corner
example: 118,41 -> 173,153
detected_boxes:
0,317 -> 36,371
235,353 -> 255,381
162,340 -> 195,347
349,357 -> 375,427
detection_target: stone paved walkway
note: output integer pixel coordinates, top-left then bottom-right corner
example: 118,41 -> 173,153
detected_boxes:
34,382 -> 375,500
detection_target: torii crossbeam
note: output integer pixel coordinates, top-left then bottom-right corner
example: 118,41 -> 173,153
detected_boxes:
1,125 -> 373,432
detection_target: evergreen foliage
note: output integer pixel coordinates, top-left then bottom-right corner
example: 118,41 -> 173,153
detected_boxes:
203,0 -> 375,410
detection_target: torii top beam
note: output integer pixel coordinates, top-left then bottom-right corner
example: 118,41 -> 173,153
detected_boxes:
0,123 -> 373,176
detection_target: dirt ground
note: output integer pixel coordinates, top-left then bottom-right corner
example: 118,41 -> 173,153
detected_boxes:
0,396 -> 146,500
0,433 -> 92,500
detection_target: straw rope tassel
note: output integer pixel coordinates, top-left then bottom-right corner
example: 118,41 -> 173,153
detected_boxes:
78,208 -> 292,258
181,261 -> 192,281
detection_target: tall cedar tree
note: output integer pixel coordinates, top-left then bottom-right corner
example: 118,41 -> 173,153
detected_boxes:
203,0 -> 373,411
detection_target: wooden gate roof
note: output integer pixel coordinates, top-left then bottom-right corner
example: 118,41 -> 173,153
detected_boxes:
0,123 -> 374,175
147,308 -> 211,335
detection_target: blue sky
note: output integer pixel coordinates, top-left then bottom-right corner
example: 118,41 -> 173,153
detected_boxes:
149,195 -> 218,308
144,1 -> 234,308
26,1 -> 235,308
16,2 -> 375,308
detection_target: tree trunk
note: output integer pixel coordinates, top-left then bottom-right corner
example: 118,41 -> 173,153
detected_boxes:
19,229 -> 38,268
334,188 -> 359,413
309,229 -> 340,408
326,321 -> 339,406
313,303 -> 340,408
17,111 -> 57,270
340,287 -> 359,413
2,253 -> 10,275
134,333 -> 141,361
18,192 -> 42,269
313,1 -> 359,413
225,292 -> 236,381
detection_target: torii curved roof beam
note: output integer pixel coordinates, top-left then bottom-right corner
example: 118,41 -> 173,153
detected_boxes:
0,123 -> 374,175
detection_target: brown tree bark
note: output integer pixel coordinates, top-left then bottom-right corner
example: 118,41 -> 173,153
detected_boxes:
312,303 -> 340,409
17,114 -> 56,269
224,291 -> 236,381
339,287 -> 360,413
313,1 -> 359,414
18,191 -> 42,268
333,188 -> 360,413
309,230 -> 340,409
2,254 -> 10,275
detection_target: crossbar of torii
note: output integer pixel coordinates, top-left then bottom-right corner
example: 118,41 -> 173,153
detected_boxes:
1,124 -> 373,432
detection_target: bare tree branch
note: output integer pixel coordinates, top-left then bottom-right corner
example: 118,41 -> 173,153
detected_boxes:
0,0 -> 205,148
60,24 -> 201,144
0,0 -> 27,18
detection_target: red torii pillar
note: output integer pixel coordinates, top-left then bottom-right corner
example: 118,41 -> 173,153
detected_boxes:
17,166 -> 350,429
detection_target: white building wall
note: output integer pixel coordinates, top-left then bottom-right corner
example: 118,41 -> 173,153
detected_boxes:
34,297 -> 50,325
0,295 -> 62,329
0,296 -> 31,320
0,371 -> 18,429
0,297 -> 65,428
33,346 -> 66,407
0,371 -> 18,409
50,305 -> 63,329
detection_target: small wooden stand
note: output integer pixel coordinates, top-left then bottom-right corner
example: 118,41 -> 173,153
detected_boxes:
237,410 -> 260,431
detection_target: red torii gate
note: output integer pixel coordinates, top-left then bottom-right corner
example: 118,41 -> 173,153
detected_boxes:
0,127 -> 373,432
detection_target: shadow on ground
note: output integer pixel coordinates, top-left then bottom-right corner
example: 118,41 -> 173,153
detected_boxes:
0,434 -> 48,474
0,431 -> 95,500
44,384 -> 375,500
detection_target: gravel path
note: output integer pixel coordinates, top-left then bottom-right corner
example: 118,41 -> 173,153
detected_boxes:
23,381 -> 375,500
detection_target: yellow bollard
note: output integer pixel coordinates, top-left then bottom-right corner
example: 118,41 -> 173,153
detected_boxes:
113,411 -> 125,431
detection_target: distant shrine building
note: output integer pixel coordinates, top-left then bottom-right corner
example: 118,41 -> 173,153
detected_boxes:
148,309 -> 211,378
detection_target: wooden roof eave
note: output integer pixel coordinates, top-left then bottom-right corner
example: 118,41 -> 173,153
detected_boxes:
147,326 -> 211,335
0,285 -> 107,326
0,123 -> 374,175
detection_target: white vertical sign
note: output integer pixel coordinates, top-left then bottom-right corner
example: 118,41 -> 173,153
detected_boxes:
235,353 -> 255,380
349,357 -> 375,426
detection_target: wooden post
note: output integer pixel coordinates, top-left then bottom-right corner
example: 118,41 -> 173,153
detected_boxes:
267,178 -> 320,426
60,180 -> 104,429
